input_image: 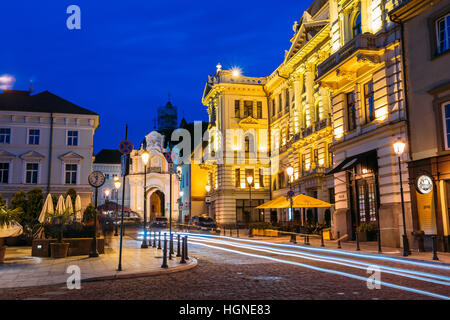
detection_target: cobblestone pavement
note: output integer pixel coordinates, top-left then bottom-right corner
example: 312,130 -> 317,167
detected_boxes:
0,231 -> 449,300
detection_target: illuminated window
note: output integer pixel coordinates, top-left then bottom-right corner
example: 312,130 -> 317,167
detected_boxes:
259,168 -> 264,187
278,94 -> 282,113
364,81 -> 375,123
271,100 -> 275,117
244,101 -> 253,117
234,100 -> 240,118
257,102 -> 262,119
235,168 -> 240,188
436,14 -> 450,54
352,13 -> 362,38
442,102 -> 450,150
347,92 -> 356,131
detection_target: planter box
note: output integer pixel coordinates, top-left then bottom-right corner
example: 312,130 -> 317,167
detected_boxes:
32,238 -> 105,257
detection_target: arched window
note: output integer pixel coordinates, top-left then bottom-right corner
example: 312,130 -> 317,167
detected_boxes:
352,13 -> 362,38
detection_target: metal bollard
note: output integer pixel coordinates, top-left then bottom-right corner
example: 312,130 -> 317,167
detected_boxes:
161,234 -> 168,268
236,226 -> 239,238
356,231 -> 360,251
184,235 -> 189,260
306,235 -> 310,245
170,233 -> 174,255
158,231 -> 161,250
290,234 -> 297,244
321,231 -> 325,247
176,234 -> 181,257
377,230 -> 382,253
180,237 -> 186,264
337,231 -> 341,249
249,228 -> 253,238
432,235 -> 439,261
153,231 -> 157,247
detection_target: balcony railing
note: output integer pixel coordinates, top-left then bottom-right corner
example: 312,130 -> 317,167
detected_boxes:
317,33 -> 380,78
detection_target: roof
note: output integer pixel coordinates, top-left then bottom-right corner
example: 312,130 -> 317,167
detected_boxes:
0,90 -> 98,116
94,149 -> 122,164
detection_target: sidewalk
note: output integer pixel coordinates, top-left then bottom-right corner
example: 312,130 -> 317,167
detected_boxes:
0,236 -> 197,289
221,229 -> 450,265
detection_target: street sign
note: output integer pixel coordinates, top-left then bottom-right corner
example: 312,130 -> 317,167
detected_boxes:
119,140 -> 133,155
287,190 -> 295,198
121,154 -> 130,176
168,162 -> 174,174
205,196 -> 211,204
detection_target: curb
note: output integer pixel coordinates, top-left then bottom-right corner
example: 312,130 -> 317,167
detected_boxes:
81,258 -> 198,283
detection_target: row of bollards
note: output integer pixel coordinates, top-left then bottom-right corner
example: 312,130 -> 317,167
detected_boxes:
147,231 -> 190,268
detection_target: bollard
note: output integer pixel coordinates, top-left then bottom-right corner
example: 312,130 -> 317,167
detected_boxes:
321,231 -> 325,247
180,237 -> 186,264
377,230 -> 382,253
356,231 -> 360,251
158,231 -> 162,250
306,235 -> 310,245
153,231 -> 156,247
230,227 -> 233,237
249,228 -> 253,238
184,235 -> 189,260
170,233 -> 174,255
236,226 -> 239,238
290,234 -> 297,244
337,231 -> 341,249
304,235 -> 307,245
176,234 -> 181,257
161,234 -> 168,268
432,235 -> 439,261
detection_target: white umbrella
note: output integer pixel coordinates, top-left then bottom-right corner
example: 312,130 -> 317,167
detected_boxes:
65,195 -> 74,215
75,195 -> 82,221
56,195 -> 66,215
38,194 -> 54,223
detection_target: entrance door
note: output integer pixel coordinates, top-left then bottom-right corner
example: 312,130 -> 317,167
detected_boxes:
356,177 -> 377,223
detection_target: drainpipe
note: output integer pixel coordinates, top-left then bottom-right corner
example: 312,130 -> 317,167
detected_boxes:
47,112 -> 54,195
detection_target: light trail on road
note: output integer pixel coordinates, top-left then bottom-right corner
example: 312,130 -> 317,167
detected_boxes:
186,235 -> 450,285
179,232 -> 450,300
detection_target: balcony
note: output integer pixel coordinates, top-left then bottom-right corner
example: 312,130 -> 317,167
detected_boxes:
317,33 -> 380,79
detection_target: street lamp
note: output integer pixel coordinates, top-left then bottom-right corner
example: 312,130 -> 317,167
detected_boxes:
247,176 -> 254,222
393,137 -> 410,256
104,189 -> 110,201
113,177 -> 121,236
141,151 -> 150,248
286,167 -> 294,223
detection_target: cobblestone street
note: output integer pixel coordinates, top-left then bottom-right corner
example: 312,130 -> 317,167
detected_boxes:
0,232 -> 449,300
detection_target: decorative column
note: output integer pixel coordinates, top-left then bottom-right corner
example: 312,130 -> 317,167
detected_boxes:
293,73 -> 303,132
305,62 -> 315,127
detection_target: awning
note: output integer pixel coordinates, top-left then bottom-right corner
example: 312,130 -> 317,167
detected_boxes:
256,194 -> 331,209
326,150 -> 377,175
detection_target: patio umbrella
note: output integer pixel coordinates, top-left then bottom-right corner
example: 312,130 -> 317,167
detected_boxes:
56,195 -> 66,215
65,195 -> 74,214
256,196 -> 288,209
38,193 -> 54,223
74,195 -> 82,221
290,194 -> 331,208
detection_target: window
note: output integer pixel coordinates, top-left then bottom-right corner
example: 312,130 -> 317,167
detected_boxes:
257,102 -> 262,119
25,163 -> 38,184
67,131 -> 78,146
259,168 -> 264,187
327,143 -> 333,168
442,102 -> 450,149
347,92 -> 357,131
0,128 -> 11,144
234,100 -> 240,118
0,163 -> 9,184
271,100 -> 275,117
285,89 -> 290,110
352,12 -> 362,38
28,129 -> 40,145
364,81 -> 375,123
244,101 -> 253,118
278,94 -> 282,113
65,164 -> 77,184
436,14 -> 450,54
278,172 -> 285,189
235,168 -> 240,188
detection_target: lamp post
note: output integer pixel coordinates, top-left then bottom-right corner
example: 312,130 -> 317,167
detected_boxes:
141,151 -> 150,248
393,138 -> 410,256
286,167 -> 294,224
205,184 -> 211,218
176,166 -> 183,223
113,177 -> 121,236
247,176 -> 254,222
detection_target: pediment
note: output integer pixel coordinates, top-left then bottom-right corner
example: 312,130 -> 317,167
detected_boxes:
58,151 -> 84,161
20,150 -> 45,160
238,116 -> 261,129
0,150 -> 16,159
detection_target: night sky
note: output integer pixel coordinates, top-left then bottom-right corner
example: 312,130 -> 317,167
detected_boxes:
0,1 -> 309,153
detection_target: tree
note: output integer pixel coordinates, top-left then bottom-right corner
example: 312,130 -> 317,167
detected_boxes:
83,203 -> 95,222
25,188 -> 43,225
10,191 -> 27,213
0,193 -> 6,207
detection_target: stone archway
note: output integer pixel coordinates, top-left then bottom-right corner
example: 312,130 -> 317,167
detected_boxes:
148,189 -> 165,219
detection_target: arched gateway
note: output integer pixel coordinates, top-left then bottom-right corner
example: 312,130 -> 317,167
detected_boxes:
127,130 -> 180,222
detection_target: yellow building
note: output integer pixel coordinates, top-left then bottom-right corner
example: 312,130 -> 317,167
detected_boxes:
319,0 -> 411,247
201,0 -> 334,226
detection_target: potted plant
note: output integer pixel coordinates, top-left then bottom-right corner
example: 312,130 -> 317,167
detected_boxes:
48,208 -> 72,258
0,204 -> 23,263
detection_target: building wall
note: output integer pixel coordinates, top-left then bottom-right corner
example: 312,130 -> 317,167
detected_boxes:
0,110 -> 98,209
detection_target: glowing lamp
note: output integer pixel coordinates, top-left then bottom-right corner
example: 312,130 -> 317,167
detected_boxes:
205,185 -> 211,193
246,176 -> 253,186
179,190 -> 184,197
393,138 -> 406,156
286,167 -> 294,177
141,151 -> 150,165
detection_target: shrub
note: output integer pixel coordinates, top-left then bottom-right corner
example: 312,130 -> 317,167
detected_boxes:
83,203 -> 95,222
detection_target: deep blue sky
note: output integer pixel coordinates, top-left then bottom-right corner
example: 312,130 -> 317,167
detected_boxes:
0,1 -> 309,153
